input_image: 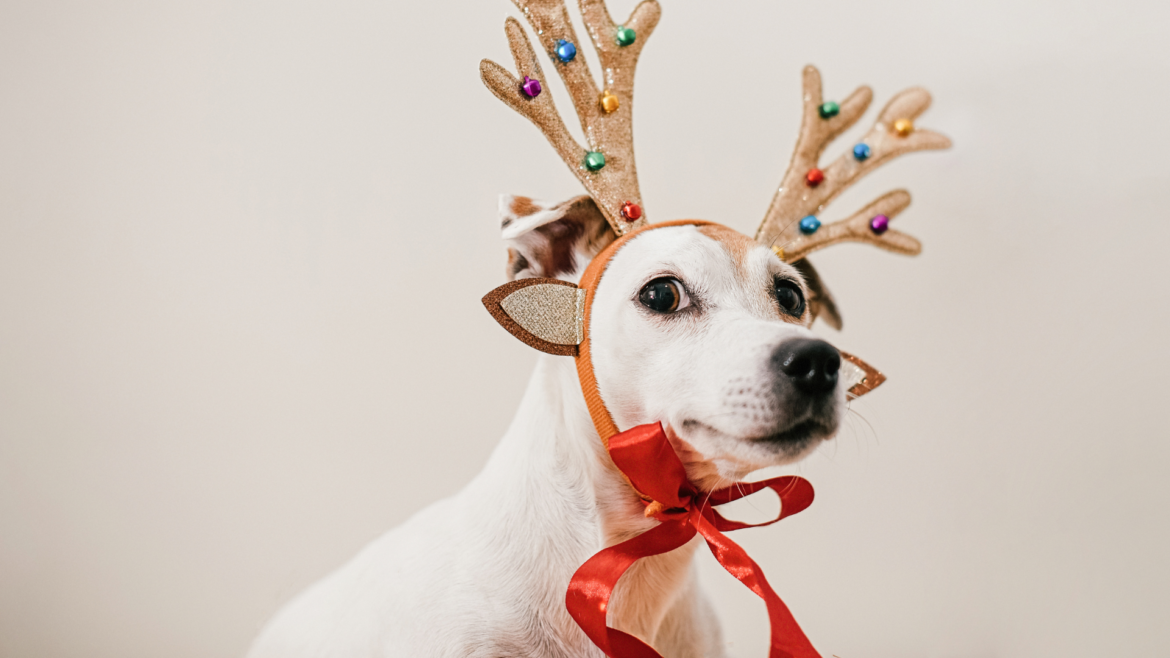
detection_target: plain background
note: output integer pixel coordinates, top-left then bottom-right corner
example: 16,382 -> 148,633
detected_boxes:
2,0 -> 1168,656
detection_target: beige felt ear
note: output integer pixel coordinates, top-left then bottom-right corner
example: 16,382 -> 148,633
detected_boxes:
839,351 -> 887,399
482,278 -> 585,356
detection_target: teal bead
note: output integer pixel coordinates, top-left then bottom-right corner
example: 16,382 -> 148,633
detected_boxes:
799,215 -> 821,234
584,151 -> 606,171
818,101 -> 840,119
615,26 -> 636,47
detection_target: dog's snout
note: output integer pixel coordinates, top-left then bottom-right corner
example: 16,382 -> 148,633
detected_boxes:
772,338 -> 841,395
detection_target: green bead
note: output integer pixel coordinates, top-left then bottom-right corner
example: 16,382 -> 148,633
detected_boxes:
818,101 -> 840,119
615,26 -> 636,47
584,151 -> 606,171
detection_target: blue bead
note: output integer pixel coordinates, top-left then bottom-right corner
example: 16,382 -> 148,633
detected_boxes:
555,39 -> 577,63
799,215 -> 821,235
853,143 -> 871,161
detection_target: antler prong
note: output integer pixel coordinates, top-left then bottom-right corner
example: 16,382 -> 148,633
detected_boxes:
579,0 -> 661,95
757,65 -> 950,262
785,66 -> 873,176
777,190 -> 921,262
510,0 -> 599,137
480,18 -> 584,170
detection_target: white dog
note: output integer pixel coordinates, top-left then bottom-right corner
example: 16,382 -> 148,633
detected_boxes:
247,0 -> 948,650
247,194 -> 848,658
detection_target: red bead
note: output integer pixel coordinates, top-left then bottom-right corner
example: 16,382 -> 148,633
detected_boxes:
621,202 -> 642,222
805,168 -> 824,187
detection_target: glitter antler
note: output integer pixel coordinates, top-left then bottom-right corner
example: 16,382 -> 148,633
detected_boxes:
756,66 -> 951,262
480,0 -> 660,236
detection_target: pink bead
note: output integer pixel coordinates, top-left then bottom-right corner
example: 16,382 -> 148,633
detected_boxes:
521,76 -> 542,98
870,214 -> 889,234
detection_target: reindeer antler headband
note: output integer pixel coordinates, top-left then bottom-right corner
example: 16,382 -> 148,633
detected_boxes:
480,0 -> 949,253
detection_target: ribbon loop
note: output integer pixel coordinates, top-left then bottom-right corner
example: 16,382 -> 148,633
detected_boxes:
706,476 -> 815,533
566,422 -> 822,658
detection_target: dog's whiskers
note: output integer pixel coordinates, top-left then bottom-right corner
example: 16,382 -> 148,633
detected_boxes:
845,406 -> 879,445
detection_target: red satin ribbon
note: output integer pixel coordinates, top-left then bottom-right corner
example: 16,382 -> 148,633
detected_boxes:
565,422 -> 821,658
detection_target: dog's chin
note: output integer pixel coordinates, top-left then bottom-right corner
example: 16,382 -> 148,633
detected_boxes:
753,419 -> 837,458
675,417 -> 838,486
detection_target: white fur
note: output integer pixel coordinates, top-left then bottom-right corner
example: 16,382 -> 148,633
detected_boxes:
247,221 -> 844,657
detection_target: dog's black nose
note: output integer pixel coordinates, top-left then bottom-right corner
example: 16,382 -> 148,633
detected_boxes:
772,338 -> 841,395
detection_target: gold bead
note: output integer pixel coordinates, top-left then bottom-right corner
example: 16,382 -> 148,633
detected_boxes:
771,245 -> 785,260
599,90 -> 620,114
893,118 -> 914,136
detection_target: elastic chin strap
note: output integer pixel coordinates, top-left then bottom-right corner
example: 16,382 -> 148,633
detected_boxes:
573,220 -> 717,449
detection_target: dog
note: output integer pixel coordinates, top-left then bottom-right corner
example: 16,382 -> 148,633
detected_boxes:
246,193 -> 849,658
247,0 -> 948,651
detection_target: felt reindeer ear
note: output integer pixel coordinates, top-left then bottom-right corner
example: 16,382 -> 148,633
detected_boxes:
482,278 -> 585,356
838,351 -> 887,399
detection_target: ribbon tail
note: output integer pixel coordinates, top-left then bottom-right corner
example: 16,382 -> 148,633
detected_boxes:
693,513 -> 822,658
566,519 -> 697,658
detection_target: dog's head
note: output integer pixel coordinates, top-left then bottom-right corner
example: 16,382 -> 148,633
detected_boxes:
496,195 -> 850,487
482,36 -> 945,491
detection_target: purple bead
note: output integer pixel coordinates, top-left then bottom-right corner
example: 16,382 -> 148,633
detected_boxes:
870,214 -> 890,234
521,76 -> 542,98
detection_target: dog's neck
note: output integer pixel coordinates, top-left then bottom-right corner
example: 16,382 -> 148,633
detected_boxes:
466,354 -> 700,651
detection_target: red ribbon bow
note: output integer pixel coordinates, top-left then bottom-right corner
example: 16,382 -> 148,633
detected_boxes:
565,422 -> 822,658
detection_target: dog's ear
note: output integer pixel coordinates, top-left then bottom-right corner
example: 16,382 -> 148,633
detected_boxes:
499,194 -> 615,282
791,258 -> 842,330
482,278 -> 584,356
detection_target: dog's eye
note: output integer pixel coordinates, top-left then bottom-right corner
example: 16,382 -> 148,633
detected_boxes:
774,279 -> 805,317
638,277 -> 689,314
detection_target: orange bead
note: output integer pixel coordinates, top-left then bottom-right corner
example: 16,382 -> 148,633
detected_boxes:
893,118 -> 914,136
599,90 -> 620,114
805,168 -> 824,187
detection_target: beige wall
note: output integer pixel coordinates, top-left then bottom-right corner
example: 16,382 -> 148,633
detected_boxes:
2,1 -> 1168,656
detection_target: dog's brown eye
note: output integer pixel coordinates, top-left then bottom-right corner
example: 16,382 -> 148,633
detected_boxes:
774,279 -> 805,317
639,277 -> 688,313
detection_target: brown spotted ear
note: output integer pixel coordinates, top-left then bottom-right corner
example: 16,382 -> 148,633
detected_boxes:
500,194 -> 615,282
482,278 -> 585,356
791,258 -> 842,330
839,351 -> 887,399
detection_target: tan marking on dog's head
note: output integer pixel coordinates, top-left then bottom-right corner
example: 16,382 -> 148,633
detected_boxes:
697,224 -> 756,276
696,223 -> 811,326
508,195 -> 541,218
